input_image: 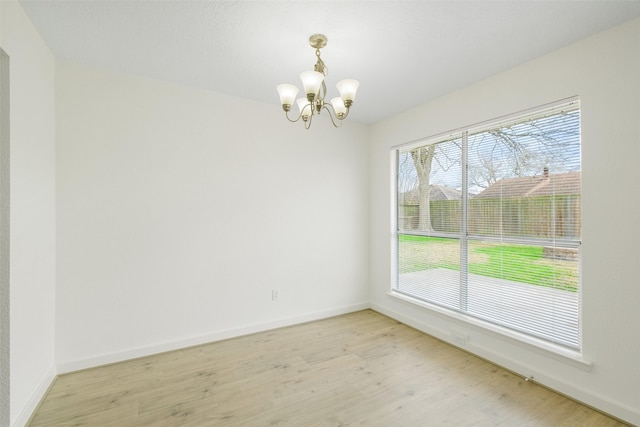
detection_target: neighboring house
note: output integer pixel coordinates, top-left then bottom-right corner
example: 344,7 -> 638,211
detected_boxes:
474,169 -> 581,200
401,184 -> 462,204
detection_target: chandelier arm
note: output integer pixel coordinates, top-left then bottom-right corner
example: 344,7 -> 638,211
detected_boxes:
321,104 -> 344,128
285,109 -> 304,123
304,112 -> 313,129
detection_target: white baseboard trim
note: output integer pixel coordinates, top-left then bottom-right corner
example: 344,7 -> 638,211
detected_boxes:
370,302 -> 639,427
11,365 -> 56,427
57,302 -> 371,375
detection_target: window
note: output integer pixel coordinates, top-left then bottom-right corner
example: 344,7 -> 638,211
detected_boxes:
394,99 -> 581,350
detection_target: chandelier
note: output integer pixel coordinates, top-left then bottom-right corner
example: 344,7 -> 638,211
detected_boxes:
277,34 -> 359,129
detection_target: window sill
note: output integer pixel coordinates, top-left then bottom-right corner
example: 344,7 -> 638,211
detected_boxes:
387,290 -> 593,372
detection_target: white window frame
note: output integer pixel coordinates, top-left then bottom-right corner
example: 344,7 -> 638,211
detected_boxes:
390,98 -> 583,357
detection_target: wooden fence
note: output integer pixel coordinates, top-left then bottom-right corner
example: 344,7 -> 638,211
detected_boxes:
400,195 -> 581,239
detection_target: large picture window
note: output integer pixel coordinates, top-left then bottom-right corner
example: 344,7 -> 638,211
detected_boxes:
394,100 -> 581,350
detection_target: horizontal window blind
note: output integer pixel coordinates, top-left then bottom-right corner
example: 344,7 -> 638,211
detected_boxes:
395,100 -> 581,349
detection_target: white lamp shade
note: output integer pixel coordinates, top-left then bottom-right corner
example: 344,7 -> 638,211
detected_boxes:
300,71 -> 324,96
330,97 -> 347,117
336,79 -> 359,102
276,84 -> 299,106
296,98 -> 312,116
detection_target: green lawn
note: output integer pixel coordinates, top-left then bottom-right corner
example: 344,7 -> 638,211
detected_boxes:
398,234 -> 578,292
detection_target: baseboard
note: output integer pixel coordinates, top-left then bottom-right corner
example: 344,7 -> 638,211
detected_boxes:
370,302 -> 639,426
57,302 -> 370,375
11,365 -> 56,427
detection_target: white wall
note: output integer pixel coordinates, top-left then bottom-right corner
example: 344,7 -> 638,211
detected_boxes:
55,62 -> 370,371
369,18 -> 640,425
0,1 -> 57,426
0,47 -> 10,427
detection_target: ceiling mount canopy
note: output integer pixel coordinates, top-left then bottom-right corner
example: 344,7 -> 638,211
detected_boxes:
277,34 -> 359,129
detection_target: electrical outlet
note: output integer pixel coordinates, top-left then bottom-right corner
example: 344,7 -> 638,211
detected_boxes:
451,329 -> 469,346
272,289 -> 279,301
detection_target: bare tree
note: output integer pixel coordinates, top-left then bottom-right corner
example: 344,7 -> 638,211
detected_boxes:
410,145 -> 436,231
406,141 -> 461,232
469,156 -> 500,192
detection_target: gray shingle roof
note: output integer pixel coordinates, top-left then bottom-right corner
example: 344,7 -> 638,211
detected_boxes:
474,171 -> 581,199
400,185 -> 462,205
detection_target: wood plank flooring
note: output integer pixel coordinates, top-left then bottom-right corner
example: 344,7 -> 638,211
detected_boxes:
28,310 -> 628,426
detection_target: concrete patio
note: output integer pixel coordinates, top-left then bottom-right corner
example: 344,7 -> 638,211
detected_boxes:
398,268 -> 580,348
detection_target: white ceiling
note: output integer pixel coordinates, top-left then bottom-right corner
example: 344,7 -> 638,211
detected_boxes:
19,0 -> 640,124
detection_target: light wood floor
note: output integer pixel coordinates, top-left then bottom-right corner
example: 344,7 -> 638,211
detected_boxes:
28,310 -> 628,426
